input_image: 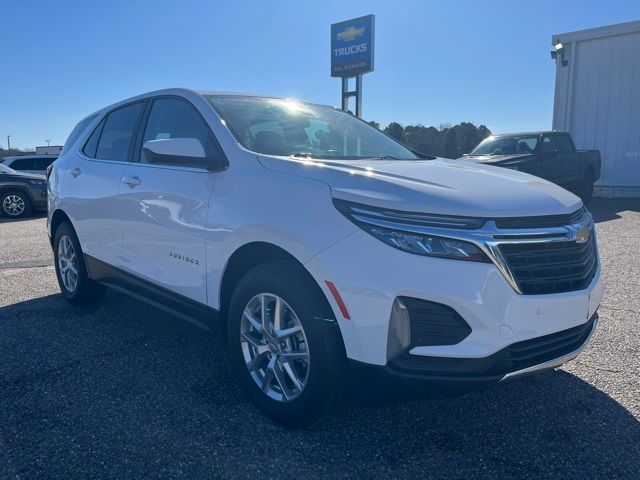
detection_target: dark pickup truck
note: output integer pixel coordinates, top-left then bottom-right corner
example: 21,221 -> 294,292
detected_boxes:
462,131 -> 601,201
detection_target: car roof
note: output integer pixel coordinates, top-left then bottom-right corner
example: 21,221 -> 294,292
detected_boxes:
3,155 -> 58,161
491,131 -> 566,138
82,88 -> 296,120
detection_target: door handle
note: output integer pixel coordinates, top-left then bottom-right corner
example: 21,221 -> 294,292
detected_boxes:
121,176 -> 141,188
70,168 -> 81,177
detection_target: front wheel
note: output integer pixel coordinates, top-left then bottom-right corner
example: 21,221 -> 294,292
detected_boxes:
227,262 -> 346,428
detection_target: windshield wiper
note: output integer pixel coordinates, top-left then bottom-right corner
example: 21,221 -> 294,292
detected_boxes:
290,152 -> 328,159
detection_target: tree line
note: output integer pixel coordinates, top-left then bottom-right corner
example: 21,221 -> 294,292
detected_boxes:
369,121 -> 492,159
0,147 -> 35,157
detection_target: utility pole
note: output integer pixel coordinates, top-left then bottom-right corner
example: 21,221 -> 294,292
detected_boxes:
6,135 -> 10,156
45,139 -> 51,146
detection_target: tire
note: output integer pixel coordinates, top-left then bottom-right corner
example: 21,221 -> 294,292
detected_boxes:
227,262 -> 346,428
1,190 -> 32,218
53,222 -> 106,305
580,170 -> 595,203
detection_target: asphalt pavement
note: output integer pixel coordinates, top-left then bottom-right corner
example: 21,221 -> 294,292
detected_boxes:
1,200 -> 639,479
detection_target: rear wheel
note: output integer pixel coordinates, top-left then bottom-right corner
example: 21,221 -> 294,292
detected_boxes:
53,222 -> 106,305
1,190 -> 31,218
227,262 -> 346,428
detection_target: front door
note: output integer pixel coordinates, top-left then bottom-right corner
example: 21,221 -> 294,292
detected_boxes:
537,135 -> 564,186
117,97 -> 221,305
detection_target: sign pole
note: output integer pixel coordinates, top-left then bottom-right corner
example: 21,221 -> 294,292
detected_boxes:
355,75 -> 362,118
341,77 -> 349,111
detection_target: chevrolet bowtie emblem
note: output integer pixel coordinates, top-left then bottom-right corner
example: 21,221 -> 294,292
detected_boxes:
575,227 -> 590,244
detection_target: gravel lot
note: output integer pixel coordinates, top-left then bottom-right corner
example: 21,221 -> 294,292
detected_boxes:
1,200 -> 639,479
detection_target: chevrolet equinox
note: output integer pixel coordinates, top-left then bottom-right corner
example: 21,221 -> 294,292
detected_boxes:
48,89 -> 603,426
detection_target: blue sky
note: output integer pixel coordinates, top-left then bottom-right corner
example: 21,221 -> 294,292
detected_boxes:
1,0 -> 639,149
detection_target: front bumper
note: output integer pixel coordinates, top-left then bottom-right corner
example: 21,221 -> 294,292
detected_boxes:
305,229 -> 604,367
348,314 -> 598,394
31,186 -> 48,211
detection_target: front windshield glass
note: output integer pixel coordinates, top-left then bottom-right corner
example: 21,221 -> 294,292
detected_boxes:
470,135 -> 539,156
205,95 -> 418,160
0,164 -> 16,174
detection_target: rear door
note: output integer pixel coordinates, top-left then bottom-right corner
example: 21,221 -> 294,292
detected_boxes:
62,101 -> 146,267
117,96 -> 224,304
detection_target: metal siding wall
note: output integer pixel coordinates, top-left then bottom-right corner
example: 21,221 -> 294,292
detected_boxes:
553,30 -> 640,196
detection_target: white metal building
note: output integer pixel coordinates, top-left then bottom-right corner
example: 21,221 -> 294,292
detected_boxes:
35,145 -> 63,155
552,20 -> 640,198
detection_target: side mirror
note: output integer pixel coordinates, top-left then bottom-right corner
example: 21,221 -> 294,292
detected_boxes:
142,138 -> 211,169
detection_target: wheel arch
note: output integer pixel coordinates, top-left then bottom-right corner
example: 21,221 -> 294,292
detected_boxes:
49,209 -> 73,246
0,185 -> 34,204
217,241 -> 343,345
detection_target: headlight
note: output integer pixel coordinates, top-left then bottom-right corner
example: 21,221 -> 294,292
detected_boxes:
334,199 -> 490,262
367,227 -> 489,261
28,179 -> 46,185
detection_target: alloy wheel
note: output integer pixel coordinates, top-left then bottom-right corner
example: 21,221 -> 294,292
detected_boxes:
57,235 -> 79,293
2,195 -> 25,216
240,293 -> 310,402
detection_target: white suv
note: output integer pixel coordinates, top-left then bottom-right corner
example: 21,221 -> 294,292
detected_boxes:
48,89 -> 603,426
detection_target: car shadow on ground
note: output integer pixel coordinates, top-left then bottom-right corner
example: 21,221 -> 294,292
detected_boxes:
1,291 -> 638,478
589,198 -> 640,223
0,212 -> 46,224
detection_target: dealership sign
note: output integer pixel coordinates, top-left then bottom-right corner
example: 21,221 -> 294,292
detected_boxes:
331,15 -> 375,77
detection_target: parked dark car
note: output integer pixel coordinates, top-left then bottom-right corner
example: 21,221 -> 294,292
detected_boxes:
2,154 -> 58,175
0,163 -> 47,218
462,131 -> 601,201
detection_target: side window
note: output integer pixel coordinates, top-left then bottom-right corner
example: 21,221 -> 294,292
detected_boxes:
139,98 -> 220,165
34,158 -> 54,170
61,114 -> 98,156
95,102 -> 144,161
541,136 -> 559,153
83,118 -> 105,158
555,135 -> 574,154
11,158 -> 35,171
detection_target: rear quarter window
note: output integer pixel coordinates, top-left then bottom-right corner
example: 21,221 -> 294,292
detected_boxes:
61,114 -> 98,156
95,102 -> 144,161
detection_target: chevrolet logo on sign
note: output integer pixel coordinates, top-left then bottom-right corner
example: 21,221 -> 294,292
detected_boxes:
337,26 -> 365,42
575,227 -> 590,244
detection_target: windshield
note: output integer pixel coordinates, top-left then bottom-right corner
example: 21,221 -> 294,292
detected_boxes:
205,96 -> 418,160
470,135 -> 539,156
0,163 -> 16,174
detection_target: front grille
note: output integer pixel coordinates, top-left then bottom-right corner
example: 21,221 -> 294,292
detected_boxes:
495,208 -> 586,229
499,233 -> 597,295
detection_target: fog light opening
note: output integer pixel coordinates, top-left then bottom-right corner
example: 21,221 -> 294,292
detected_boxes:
387,298 -> 411,361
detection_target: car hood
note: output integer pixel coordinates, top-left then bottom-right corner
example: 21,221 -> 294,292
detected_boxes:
257,155 -> 581,218
0,171 -> 46,181
461,153 -> 532,165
